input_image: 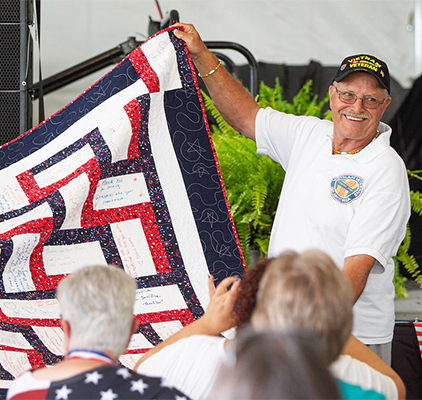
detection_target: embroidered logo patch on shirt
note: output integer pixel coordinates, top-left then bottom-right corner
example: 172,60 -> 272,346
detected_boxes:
330,174 -> 364,204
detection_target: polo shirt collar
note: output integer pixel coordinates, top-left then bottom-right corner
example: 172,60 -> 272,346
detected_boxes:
326,122 -> 391,163
354,122 -> 391,163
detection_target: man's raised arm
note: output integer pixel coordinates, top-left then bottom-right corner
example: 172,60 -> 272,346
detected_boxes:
173,23 -> 260,140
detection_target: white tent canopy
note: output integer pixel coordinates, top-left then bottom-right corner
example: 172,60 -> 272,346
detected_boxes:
39,0 -> 420,118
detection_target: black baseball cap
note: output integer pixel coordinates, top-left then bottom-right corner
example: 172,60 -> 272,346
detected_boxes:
333,54 -> 390,94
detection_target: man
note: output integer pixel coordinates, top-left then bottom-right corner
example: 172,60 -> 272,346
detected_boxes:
135,250 -> 405,400
172,24 -> 411,363
6,265 -> 188,400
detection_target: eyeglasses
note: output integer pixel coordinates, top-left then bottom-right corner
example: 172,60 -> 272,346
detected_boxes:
332,84 -> 388,109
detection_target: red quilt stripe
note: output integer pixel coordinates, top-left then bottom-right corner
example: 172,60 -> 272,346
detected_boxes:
0,308 -> 62,327
125,99 -> 142,159
16,158 -> 100,204
129,47 -> 160,93
135,308 -> 194,326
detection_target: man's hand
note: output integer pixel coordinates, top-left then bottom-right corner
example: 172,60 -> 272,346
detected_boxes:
170,22 -> 259,140
171,23 -> 224,83
171,23 -> 209,62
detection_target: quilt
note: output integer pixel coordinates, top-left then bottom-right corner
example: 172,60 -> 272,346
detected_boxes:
0,28 -> 245,394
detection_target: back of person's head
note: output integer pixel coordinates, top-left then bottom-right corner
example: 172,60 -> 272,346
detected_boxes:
56,264 -> 137,358
251,249 -> 353,363
233,257 -> 273,329
210,329 -> 341,400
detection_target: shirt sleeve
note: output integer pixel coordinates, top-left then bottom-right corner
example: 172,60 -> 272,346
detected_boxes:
343,157 -> 410,270
256,107 -> 332,170
331,355 -> 398,400
136,335 -> 227,400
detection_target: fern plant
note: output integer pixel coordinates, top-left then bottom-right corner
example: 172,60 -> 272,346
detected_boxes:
205,79 -> 422,297
393,170 -> 422,298
258,78 -> 331,119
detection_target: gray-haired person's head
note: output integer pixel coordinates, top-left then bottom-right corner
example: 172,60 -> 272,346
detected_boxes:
211,329 -> 341,400
56,264 -> 137,358
251,249 -> 353,363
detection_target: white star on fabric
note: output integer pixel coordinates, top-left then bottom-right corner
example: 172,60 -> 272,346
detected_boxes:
85,370 -> 103,384
55,385 -> 72,400
187,139 -> 206,155
192,164 -> 209,178
217,244 -> 231,257
116,367 -> 132,380
202,210 -> 218,227
130,378 -> 149,394
160,377 -> 175,388
99,388 -> 118,400
175,396 -> 189,400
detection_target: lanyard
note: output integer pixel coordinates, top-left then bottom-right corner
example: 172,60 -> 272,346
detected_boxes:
66,350 -> 116,366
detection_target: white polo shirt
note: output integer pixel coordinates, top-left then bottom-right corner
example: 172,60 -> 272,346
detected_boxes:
255,107 -> 410,344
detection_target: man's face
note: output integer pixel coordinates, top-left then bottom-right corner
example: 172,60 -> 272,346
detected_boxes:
329,72 -> 391,146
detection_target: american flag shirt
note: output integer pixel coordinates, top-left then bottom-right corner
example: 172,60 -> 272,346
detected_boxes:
6,365 -> 189,399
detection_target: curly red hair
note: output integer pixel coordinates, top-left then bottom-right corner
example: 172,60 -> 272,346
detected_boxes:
233,258 -> 273,329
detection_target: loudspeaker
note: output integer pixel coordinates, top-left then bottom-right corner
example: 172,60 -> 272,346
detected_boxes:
0,0 -> 33,146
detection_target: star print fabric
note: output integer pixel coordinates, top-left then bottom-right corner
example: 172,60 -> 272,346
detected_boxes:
6,365 -> 189,399
0,27 -> 245,396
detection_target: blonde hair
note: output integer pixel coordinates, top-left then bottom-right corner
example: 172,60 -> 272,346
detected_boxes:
251,249 -> 353,363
